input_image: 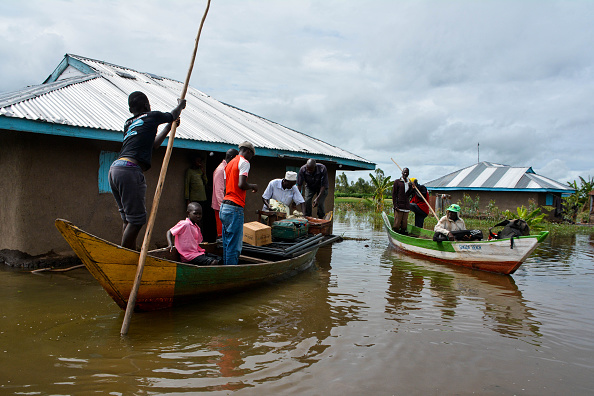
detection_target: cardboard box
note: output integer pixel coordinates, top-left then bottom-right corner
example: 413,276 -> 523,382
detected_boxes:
243,222 -> 272,246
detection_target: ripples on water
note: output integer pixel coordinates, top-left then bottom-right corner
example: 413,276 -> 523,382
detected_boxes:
1,212 -> 593,394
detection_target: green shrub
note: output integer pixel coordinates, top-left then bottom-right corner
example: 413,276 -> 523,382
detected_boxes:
458,194 -> 480,218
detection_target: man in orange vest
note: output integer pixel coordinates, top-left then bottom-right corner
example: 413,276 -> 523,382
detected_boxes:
219,141 -> 258,265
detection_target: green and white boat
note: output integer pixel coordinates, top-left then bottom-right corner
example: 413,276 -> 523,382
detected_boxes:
381,212 -> 549,275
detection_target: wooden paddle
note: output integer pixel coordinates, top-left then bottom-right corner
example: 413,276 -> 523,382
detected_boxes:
121,0 -> 211,336
390,158 -> 439,221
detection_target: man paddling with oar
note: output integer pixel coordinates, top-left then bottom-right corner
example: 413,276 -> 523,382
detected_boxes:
121,0 -> 211,335
108,92 -> 186,250
391,158 -> 440,223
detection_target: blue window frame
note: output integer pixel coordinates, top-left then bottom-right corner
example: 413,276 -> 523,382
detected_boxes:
98,151 -> 118,193
545,193 -> 554,206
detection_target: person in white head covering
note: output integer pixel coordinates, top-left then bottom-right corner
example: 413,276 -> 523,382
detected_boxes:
261,171 -> 305,214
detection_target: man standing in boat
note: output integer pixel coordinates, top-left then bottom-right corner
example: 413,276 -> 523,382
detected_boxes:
297,159 -> 329,219
219,142 -> 258,266
392,167 -> 413,234
108,91 -> 186,250
212,148 -> 239,238
409,177 -> 430,228
185,154 -> 208,208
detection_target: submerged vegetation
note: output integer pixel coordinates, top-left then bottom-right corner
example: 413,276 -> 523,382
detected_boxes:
334,198 -> 594,237
334,172 -> 592,236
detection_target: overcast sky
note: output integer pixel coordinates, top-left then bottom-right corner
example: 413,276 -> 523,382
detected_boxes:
1,0 -> 592,184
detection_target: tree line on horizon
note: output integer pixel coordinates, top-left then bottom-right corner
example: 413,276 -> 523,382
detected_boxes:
335,168 -> 390,198
335,170 -> 593,224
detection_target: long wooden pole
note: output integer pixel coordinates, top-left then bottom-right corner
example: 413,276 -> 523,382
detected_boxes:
390,158 -> 439,220
121,0 -> 211,336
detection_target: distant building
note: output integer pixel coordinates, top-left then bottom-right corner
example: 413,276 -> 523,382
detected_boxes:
425,162 -> 574,219
0,54 -> 374,259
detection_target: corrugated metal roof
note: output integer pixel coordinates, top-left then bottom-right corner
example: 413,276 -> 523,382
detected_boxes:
0,54 -> 373,169
426,161 -> 574,193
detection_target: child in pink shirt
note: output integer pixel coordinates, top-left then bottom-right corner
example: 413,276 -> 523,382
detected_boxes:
167,202 -> 221,265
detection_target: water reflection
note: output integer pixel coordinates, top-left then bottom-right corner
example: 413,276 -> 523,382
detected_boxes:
1,241 -> 369,394
382,248 -> 541,339
135,244 -> 365,392
573,234 -> 594,261
334,207 -> 385,232
128,264 -> 337,391
521,233 -> 594,277
317,244 -> 366,326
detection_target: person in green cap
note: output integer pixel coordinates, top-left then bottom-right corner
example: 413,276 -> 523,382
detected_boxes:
434,204 -> 466,241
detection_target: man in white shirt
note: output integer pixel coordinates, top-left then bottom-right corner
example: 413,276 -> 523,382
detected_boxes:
261,171 -> 305,214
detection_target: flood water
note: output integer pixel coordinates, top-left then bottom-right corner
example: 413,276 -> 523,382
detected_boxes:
1,210 -> 594,395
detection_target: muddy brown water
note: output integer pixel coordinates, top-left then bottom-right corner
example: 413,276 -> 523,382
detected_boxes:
1,211 -> 593,395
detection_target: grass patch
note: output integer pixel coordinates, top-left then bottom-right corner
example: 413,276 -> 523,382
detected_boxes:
335,197 -> 368,204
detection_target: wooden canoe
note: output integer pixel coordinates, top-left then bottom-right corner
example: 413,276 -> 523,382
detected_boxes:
381,212 -> 549,275
55,219 -> 319,311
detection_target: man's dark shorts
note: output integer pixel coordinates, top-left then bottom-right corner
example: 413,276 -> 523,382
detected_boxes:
108,160 -> 147,226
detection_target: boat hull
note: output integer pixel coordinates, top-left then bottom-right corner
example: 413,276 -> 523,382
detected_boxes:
55,219 -> 318,311
382,212 -> 548,275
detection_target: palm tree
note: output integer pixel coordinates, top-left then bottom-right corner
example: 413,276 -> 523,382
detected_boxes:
568,176 -> 594,210
564,176 -> 594,222
369,170 -> 392,212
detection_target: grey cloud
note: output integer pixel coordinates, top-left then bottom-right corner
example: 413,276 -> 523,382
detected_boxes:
1,0 -> 592,185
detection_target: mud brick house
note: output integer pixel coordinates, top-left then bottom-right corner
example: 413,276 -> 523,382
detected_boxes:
0,54 -> 374,259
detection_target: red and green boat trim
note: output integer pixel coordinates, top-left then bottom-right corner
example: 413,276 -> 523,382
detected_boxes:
55,219 -> 318,311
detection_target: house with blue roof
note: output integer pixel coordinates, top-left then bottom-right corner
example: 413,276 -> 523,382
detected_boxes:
426,161 -> 574,219
0,54 -> 374,262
